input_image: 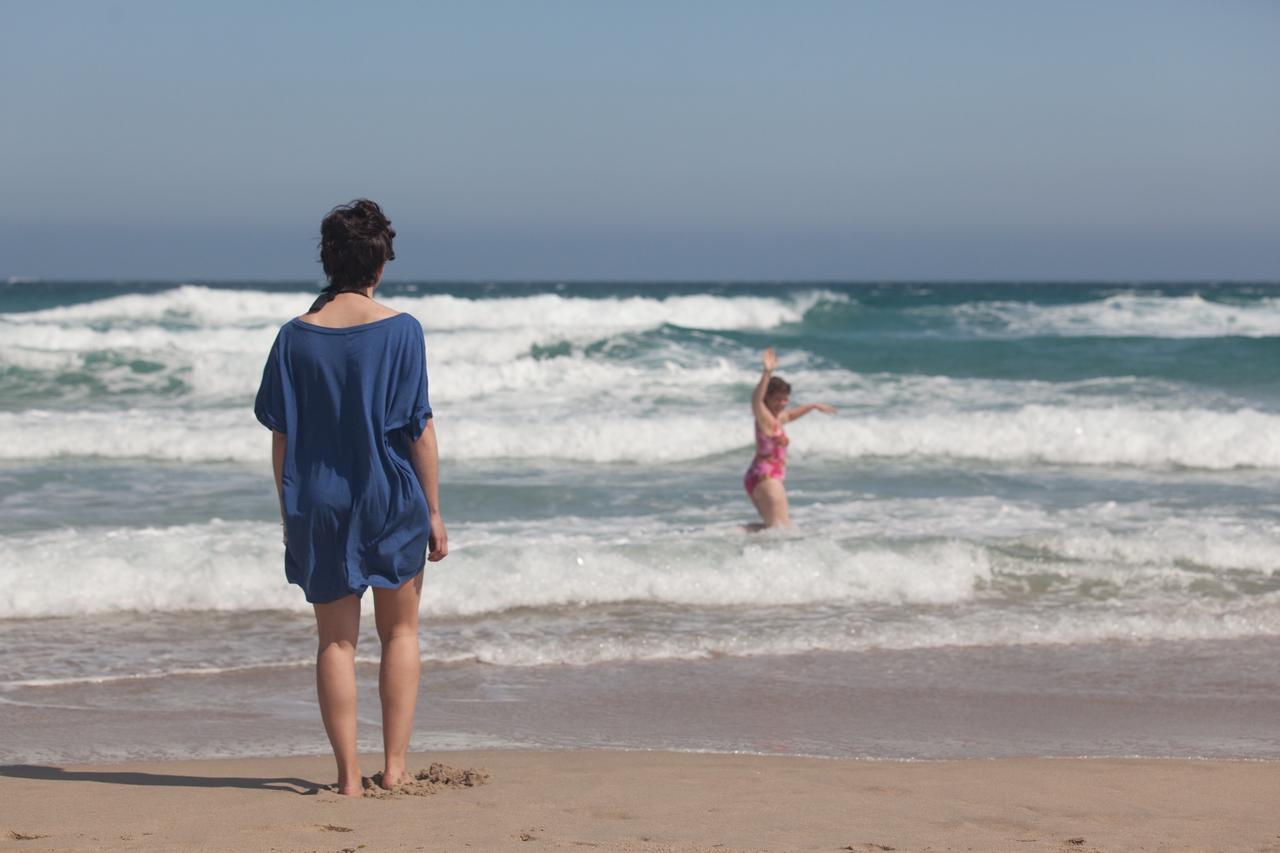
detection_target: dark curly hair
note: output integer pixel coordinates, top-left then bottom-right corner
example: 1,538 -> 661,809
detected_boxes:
310,199 -> 396,312
765,376 -> 791,399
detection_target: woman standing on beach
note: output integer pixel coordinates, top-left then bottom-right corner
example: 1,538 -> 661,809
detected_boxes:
745,348 -> 836,530
254,200 -> 447,796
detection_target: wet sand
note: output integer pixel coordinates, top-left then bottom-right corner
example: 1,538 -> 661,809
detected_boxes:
3,751 -> 1278,852
10,640 -> 1280,766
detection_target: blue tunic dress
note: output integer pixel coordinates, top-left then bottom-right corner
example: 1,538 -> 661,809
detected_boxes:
254,313 -> 433,604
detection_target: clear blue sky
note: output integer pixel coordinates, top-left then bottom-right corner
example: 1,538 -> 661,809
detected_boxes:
2,1 -> 1277,280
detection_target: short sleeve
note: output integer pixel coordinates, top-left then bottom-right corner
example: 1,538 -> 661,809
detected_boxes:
254,332 -> 288,433
387,319 -> 432,441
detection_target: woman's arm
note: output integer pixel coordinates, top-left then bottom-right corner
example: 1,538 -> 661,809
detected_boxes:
407,417 -> 448,561
272,430 -> 287,543
752,348 -> 780,432
779,403 -> 837,424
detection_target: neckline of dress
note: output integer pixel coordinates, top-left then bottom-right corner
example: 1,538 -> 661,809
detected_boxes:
291,313 -> 404,333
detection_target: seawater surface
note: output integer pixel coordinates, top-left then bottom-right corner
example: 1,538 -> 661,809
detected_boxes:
3,280 -> 1280,763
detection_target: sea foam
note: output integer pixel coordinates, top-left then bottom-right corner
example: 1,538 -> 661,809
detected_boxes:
2,285 -> 826,333
4,403 -> 1278,469
2,512 -> 1278,665
950,293 -> 1280,338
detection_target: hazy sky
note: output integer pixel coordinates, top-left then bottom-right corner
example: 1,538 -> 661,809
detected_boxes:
2,1 -> 1278,280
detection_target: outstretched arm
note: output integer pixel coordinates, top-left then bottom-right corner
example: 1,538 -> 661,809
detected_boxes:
752,348 -> 780,432
407,417 -> 449,561
779,402 -> 837,424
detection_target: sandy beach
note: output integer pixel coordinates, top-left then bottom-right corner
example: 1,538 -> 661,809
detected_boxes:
3,751 -> 1278,852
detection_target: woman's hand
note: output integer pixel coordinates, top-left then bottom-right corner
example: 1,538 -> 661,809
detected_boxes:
762,348 -> 779,373
428,512 -> 448,562
814,403 -> 837,415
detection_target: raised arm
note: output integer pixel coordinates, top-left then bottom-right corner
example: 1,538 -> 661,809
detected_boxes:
779,402 -> 837,425
752,348 -> 780,432
407,417 -> 448,561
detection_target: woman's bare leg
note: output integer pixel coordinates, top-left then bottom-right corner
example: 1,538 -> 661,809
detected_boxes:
313,594 -> 363,796
750,479 -> 791,528
372,571 -> 424,787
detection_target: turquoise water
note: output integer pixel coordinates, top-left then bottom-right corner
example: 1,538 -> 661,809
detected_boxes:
3,280 -> 1280,761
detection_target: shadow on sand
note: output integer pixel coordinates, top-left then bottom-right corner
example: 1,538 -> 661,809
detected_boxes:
1,764 -> 321,794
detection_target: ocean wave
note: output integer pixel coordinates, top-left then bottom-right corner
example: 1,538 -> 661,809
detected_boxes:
796,405 -> 1280,469
3,402 -> 1279,468
0,521 -> 299,618
0,333 -> 1238,416
795,495 -> 1280,568
0,325 -> 753,404
0,409 -> 270,462
7,596 -> 1280,675
949,293 -> 1280,339
2,284 -> 830,333
431,599 -> 1280,667
1,515 -> 1277,663
0,286 -> 831,404
3,512 -> 1278,617
11,287 -> 1278,344
445,404 -> 1280,468
0,520 -> 985,619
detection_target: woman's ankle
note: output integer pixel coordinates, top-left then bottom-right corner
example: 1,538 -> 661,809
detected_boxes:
335,776 -> 364,796
379,763 -> 410,788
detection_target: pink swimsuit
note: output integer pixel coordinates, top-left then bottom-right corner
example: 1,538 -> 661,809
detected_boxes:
744,420 -> 789,496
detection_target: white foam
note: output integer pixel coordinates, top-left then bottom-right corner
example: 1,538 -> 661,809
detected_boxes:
0,409 -> 269,463
431,598 -> 1280,667
4,509 -> 1278,616
3,285 -> 826,334
386,290 -> 833,332
1022,523 -> 1280,573
0,520 -> 987,620
798,495 -> 1280,566
4,402 -> 1280,469
0,286 -> 830,405
0,521 -> 300,618
796,404 -> 1280,469
3,510 -> 1279,667
3,287 -> 307,328
422,534 -> 988,617
951,293 -> 1280,338
443,402 -> 1280,469
10,288 -> 1275,353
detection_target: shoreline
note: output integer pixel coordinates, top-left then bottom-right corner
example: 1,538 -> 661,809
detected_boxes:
4,750 -> 1279,852
9,639 -> 1280,766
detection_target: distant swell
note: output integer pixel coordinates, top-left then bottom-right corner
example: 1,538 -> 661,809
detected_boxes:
949,293 -> 1280,338
1,284 -> 831,333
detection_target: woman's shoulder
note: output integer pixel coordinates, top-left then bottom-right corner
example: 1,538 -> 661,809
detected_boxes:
388,311 -> 422,330
380,311 -> 424,343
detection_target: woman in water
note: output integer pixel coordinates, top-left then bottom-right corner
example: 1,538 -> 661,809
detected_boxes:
745,348 -> 836,529
254,200 -> 447,796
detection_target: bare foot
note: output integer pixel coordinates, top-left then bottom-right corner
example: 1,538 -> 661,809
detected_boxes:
335,776 -> 364,797
375,769 -> 412,790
